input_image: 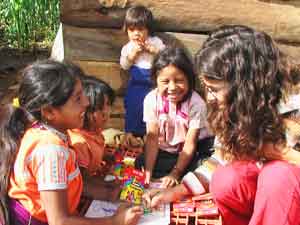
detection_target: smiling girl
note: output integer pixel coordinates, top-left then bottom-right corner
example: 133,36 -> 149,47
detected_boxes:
0,60 -> 142,225
136,47 -> 213,188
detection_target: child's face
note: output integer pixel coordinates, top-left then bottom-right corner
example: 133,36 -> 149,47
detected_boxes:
47,79 -> 89,132
156,65 -> 189,103
127,26 -> 149,43
93,95 -> 111,129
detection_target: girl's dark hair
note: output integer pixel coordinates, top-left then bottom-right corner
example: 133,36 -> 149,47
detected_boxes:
195,26 -> 286,160
123,5 -> 154,36
0,60 -> 82,200
81,75 -> 115,129
152,47 -> 196,103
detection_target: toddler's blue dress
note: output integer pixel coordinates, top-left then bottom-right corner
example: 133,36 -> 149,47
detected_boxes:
124,65 -> 152,136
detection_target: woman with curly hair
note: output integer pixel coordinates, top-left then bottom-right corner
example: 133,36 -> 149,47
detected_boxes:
144,25 -> 300,225
196,26 -> 300,225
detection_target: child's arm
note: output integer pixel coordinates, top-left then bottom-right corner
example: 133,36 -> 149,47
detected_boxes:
144,42 -> 160,55
120,42 -> 144,70
144,168 -> 209,208
160,128 -> 199,188
144,37 -> 165,55
33,138 -> 142,225
143,183 -> 190,209
40,190 -> 143,225
144,122 -> 159,185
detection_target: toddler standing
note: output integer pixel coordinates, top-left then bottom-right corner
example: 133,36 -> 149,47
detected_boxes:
120,5 -> 165,138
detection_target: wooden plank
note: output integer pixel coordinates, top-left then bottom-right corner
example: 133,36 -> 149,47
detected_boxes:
64,25 -> 127,62
106,96 -> 125,130
103,94 -> 125,130
61,0 -> 300,44
278,44 -> 300,60
160,32 -> 207,57
64,25 -> 300,62
73,60 -> 129,95
63,24 -> 207,62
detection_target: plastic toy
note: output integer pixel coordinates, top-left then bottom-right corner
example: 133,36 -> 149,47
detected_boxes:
173,199 -> 195,213
170,193 -> 222,225
112,149 -> 124,178
119,168 -> 145,205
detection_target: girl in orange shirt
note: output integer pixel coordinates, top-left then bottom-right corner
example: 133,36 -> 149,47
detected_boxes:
68,75 -> 120,201
0,60 -> 142,225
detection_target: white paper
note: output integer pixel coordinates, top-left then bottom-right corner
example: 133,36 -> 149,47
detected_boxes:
85,200 -> 170,225
85,200 -> 119,218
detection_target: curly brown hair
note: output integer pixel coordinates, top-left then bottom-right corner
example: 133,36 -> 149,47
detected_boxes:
195,26 -> 289,160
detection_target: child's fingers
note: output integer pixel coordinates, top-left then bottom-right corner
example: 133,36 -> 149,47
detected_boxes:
127,207 -> 143,225
142,191 -> 152,209
151,194 -> 163,209
128,205 -> 144,213
117,202 -> 129,210
145,171 -> 151,185
137,38 -> 145,45
159,177 -> 168,188
127,205 -> 144,222
160,176 -> 176,188
114,204 -> 143,225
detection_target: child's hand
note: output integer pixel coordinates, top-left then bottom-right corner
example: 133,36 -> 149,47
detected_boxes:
144,41 -> 159,55
144,169 -> 152,185
113,203 -> 143,225
127,42 -> 144,62
159,174 -> 179,188
143,188 -> 175,209
142,188 -> 161,209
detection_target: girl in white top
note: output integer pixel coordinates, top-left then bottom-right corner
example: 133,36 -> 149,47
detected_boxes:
136,47 -> 213,188
120,5 -> 165,138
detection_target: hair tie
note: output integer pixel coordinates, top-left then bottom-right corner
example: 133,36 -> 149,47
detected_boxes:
12,97 -> 20,108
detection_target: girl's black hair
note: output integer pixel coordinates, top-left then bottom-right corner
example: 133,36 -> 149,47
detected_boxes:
81,75 -> 115,129
152,47 -> 196,103
0,60 -> 83,203
123,5 -> 154,36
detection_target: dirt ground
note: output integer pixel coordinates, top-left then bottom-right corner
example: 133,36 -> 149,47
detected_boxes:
0,47 -> 49,105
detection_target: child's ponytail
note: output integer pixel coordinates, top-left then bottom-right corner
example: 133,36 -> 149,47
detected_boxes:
0,59 -> 83,224
0,104 -> 34,196
0,104 -> 34,224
